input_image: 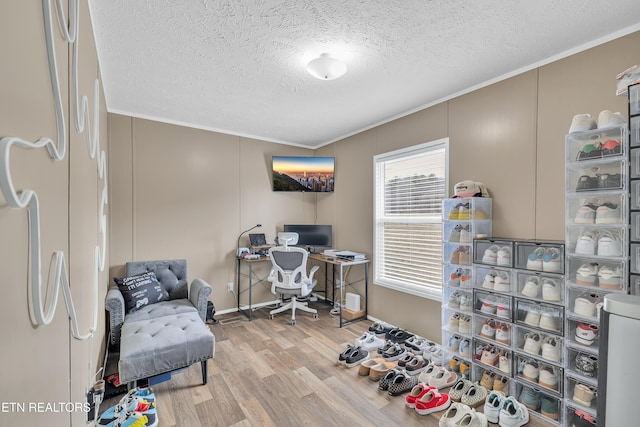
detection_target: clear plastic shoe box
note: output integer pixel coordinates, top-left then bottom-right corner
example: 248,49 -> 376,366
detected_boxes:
631,115 -> 640,147
442,307 -> 473,338
566,346 -> 599,383
515,241 -> 565,273
630,82 -> 640,116
565,256 -> 627,291
443,220 -> 492,244
473,312 -> 513,348
565,376 -> 598,419
473,265 -> 514,294
473,289 -> 512,321
515,300 -> 564,334
444,264 -> 473,289
566,287 -> 607,321
472,337 -> 513,375
566,159 -> 627,193
443,197 -> 492,222
444,243 -> 472,266
566,192 -> 626,226
565,226 -> 627,258
516,271 -> 565,304
565,124 -> 627,162
472,364 -> 513,394
513,380 -> 563,425
514,354 -> 564,397
473,239 -> 515,267
565,317 -> 600,351
444,287 -> 473,313
513,324 -> 564,366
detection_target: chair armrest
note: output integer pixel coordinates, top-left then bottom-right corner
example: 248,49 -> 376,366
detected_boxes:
105,286 -> 125,346
189,278 -> 212,321
308,265 -> 319,283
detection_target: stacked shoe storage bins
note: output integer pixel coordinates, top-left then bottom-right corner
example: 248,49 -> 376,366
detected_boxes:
441,197 -> 492,379
629,82 -> 640,297
473,238 -> 566,425
565,116 -> 629,425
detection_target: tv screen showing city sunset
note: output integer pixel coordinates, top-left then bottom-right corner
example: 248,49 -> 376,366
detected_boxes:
272,156 -> 335,192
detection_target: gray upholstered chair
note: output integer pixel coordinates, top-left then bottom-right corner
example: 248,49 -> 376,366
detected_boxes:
268,234 -> 319,325
105,259 -> 215,386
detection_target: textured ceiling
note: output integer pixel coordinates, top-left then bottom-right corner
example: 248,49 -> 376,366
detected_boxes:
88,0 -> 640,148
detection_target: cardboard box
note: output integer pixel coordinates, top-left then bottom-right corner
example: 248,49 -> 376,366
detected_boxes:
342,307 -> 365,321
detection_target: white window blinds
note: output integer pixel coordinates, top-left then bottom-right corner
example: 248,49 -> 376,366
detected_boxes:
373,139 -> 448,300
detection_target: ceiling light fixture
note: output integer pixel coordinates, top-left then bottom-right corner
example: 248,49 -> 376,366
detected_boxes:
306,53 -> 347,80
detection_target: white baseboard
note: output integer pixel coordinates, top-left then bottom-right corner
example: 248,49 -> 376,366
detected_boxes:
216,299 -> 281,316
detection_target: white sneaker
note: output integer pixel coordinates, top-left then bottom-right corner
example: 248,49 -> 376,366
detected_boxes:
575,231 -> 596,255
448,291 -> 461,309
458,315 -> 472,334
494,272 -> 511,292
448,313 -> 460,331
538,366 -> 559,391
497,246 -> 512,267
541,278 -> 561,302
526,247 -> 545,271
569,113 -> 597,133
496,303 -> 511,320
523,332 -> 541,355
499,396 -> 530,427
575,322 -> 599,346
480,296 -> 497,315
453,408 -> 488,427
596,202 -> 621,224
449,224 -> 462,242
574,293 -> 600,317
541,336 -> 561,362
484,390 -> 506,424
521,276 -> 540,298
438,402 -> 470,427
495,323 -> 511,345
597,110 -> 626,129
542,247 -> 562,273
539,308 -> 560,331
482,245 -> 499,265
575,263 -> 598,286
597,231 -> 622,257
598,265 -> 622,290
459,225 -> 471,243
575,203 -> 597,224
460,294 -> 472,311
482,271 -> 496,290
523,306 -> 541,327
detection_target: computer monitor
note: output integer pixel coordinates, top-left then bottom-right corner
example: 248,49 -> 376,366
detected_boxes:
283,224 -> 333,251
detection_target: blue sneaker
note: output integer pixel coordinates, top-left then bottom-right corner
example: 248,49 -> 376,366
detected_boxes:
104,404 -> 158,427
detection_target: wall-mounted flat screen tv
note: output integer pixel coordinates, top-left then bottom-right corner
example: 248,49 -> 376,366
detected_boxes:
272,156 -> 335,192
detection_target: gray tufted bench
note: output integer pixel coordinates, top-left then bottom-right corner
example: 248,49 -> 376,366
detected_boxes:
105,259 -> 215,386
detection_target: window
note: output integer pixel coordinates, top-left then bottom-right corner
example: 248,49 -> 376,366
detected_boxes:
373,139 -> 448,300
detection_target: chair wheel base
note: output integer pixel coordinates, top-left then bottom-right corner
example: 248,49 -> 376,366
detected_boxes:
291,320 -> 296,326
269,314 -> 274,320
313,313 -> 318,319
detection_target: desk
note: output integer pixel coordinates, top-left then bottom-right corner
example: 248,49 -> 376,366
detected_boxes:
308,254 -> 369,327
236,256 -> 271,320
237,254 -> 369,327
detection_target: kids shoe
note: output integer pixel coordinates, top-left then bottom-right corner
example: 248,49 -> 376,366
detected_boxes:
459,225 -> 472,243
358,357 -> 383,376
598,265 -> 623,290
428,368 -> 458,390
500,396 -> 530,427
405,383 -> 437,409
98,388 -> 156,425
595,201 -> 622,224
601,138 -> 622,157
597,231 -> 622,256
449,224 -> 463,242
438,401 -> 469,427
597,110 -> 626,129
480,319 -> 497,340
458,315 -> 472,334
518,386 -> 541,411
461,383 -> 488,408
482,271 -> 496,290
449,377 -> 473,402
449,268 -> 462,287
538,366 -> 559,391
459,294 -> 473,311
541,336 -> 561,362
575,352 -> 598,378
575,231 -> 597,255
482,245 -> 499,265
483,390 -> 506,424
569,113 -> 597,133
540,395 -> 559,420
574,202 -> 597,223
414,389 -> 451,415
388,370 -> 418,396
494,271 -> 511,292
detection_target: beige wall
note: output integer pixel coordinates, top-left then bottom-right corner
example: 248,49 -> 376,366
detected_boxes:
108,118 -> 316,310
1,1 -> 109,426
316,32 -> 640,342
108,32 -> 640,345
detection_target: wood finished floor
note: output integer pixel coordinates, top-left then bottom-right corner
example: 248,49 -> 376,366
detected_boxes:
101,304 -> 554,427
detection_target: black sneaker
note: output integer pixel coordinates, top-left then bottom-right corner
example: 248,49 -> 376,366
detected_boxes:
337,344 -> 354,365
597,173 -> 621,189
575,175 -> 598,191
345,347 -> 369,368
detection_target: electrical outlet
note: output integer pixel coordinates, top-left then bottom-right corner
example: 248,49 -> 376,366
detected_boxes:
227,282 -> 233,292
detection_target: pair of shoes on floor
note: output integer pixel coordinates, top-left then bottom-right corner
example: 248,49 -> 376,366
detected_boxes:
354,331 -> 386,351
438,402 -> 487,427
482,391 -> 529,426
378,369 -> 418,396
358,357 -> 397,381
405,383 -> 451,415
337,344 -> 369,368
98,387 -> 158,427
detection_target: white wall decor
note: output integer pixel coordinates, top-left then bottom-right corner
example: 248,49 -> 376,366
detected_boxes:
0,0 -> 106,340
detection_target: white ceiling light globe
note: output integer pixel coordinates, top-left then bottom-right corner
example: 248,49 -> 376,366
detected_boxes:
306,53 -> 347,80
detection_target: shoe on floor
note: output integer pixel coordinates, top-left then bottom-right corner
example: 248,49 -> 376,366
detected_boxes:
388,370 -> 418,396
499,396 -> 529,427
438,402 -> 470,427
483,390 -> 505,424
414,389 -> 451,415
